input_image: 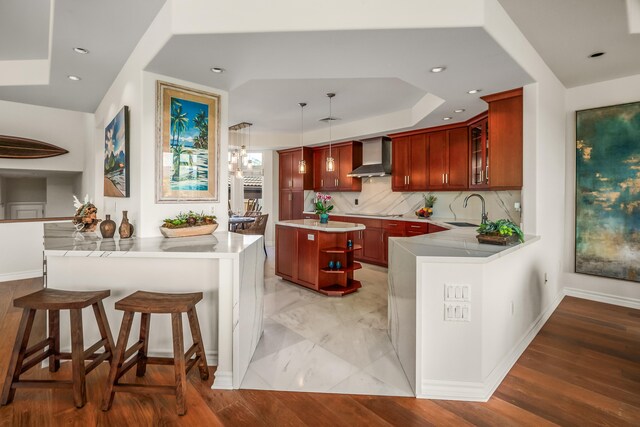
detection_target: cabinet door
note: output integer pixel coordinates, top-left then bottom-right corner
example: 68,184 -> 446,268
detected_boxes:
325,147 -> 338,190
291,190 -> 305,220
447,128 -> 469,189
469,118 -> 488,188
409,134 -> 428,190
362,228 -> 384,263
279,152 -> 293,189
278,190 -> 292,221
290,149 -> 304,190
487,93 -> 523,188
428,223 -> 449,234
392,137 -> 410,191
275,226 -> 296,279
337,144 -> 362,191
428,131 -> 447,189
350,229 -> 364,262
297,230 -> 318,285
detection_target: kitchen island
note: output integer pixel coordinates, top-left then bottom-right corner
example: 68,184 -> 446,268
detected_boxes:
275,219 -> 365,296
388,228 -> 546,401
43,223 -> 265,390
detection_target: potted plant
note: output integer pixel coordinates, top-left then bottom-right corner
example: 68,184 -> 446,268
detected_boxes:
415,193 -> 437,218
160,211 -> 218,238
476,219 -> 524,245
314,193 -> 333,224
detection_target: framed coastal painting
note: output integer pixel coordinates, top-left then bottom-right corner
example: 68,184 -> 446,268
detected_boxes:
156,81 -> 220,202
575,101 -> 640,282
104,106 -> 130,197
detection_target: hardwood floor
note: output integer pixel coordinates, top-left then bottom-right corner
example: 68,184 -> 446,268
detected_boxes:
0,277 -> 638,426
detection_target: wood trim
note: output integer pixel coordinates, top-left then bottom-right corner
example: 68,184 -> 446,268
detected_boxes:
276,147 -> 312,155
480,87 -> 523,103
466,111 -> 488,126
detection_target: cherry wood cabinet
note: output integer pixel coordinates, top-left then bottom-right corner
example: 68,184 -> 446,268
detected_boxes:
480,88 -> 523,189
427,128 -> 468,190
313,141 -> 362,192
278,147 -> 313,191
278,190 -> 304,221
391,134 -> 428,192
469,115 -> 489,188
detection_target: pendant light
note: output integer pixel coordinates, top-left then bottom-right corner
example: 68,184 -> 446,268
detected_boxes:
325,93 -> 335,172
298,102 -> 307,174
246,125 -> 253,170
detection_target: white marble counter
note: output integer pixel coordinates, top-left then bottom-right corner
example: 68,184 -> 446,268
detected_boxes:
389,227 -> 540,262
302,211 -> 481,229
43,222 -> 264,391
276,219 -> 365,232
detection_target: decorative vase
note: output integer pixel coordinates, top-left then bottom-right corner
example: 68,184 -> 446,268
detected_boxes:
319,213 -> 329,224
118,210 -> 134,239
100,214 -> 116,238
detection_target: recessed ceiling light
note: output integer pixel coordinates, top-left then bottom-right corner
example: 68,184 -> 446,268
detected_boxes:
73,47 -> 89,54
67,75 -> 81,81
443,117 -> 452,121
210,67 -> 225,73
589,52 -> 605,58
454,109 -> 466,113
430,66 -> 446,73
467,89 -> 481,94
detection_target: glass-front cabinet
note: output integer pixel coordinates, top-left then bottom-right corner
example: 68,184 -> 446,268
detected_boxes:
469,116 -> 489,188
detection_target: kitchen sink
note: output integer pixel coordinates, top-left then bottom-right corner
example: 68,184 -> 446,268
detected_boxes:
445,222 -> 478,227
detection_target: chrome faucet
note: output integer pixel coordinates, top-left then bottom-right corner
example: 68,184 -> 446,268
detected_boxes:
463,193 -> 488,224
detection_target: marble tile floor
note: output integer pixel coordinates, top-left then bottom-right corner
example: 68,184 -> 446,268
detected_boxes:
240,247 -> 414,397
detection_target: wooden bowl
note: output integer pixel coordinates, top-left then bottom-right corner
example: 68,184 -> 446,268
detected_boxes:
159,223 -> 218,238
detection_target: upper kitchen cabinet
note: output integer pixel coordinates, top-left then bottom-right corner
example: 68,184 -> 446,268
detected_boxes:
427,127 -> 468,190
469,113 -> 489,188
278,147 -> 314,191
390,134 -> 428,192
313,141 -> 362,192
480,88 -> 523,190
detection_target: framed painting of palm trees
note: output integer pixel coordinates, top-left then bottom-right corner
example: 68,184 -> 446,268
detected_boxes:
104,106 -> 130,197
156,81 -> 220,202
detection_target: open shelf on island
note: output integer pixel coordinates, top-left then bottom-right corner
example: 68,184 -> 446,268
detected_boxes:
318,279 -> 362,296
320,262 -> 362,274
320,244 -> 363,254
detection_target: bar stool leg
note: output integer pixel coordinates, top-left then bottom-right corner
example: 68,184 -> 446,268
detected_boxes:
1,308 -> 36,405
136,313 -> 151,377
92,301 -> 115,363
102,311 -> 134,411
48,309 -> 61,372
69,309 -> 87,408
171,312 -> 187,416
187,308 -> 209,380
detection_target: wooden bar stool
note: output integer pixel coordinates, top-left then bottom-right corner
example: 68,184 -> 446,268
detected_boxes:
1,289 -> 114,408
102,291 -> 209,416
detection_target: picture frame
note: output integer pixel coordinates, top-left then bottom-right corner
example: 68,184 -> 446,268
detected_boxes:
104,106 -> 130,197
575,100 -> 640,282
156,81 -> 220,202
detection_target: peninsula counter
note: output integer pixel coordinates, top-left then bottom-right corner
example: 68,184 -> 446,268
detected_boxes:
275,219 -> 365,296
43,223 -> 265,390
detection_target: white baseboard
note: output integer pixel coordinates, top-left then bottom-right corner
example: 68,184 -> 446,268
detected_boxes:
564,287 -> 640,309
418,290 -> 565,402
211,371 -> 233,389
0,270 -> 42,283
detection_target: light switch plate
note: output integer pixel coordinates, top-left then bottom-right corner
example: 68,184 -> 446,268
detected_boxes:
444,303 -> 471,322
444,284 -> 470,302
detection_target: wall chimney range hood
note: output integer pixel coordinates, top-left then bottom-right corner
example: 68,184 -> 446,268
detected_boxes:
347,136 -> 392,177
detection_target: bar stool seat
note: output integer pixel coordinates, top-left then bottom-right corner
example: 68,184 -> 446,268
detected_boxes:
1,288 -> 114,408
102,291 -> 209,416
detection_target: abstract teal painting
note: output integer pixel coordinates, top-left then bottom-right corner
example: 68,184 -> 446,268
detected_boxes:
156,81 -> 220,202
576,101 -> 640,282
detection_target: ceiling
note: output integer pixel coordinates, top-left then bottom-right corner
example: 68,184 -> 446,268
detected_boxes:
498,0 -> 640,88
0,0 -> 638,142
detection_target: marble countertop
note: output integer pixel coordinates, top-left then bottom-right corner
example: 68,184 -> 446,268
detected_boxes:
43,223 -> 261,259
276,219 -> 366,232
301,211 -> 481,229
390,227 -> 540,263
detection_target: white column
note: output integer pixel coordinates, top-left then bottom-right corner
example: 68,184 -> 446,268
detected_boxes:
212,257 -> 234,389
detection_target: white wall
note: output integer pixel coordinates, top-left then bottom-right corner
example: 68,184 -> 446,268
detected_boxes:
0,221 -> 48,281
563,73 -> 640,306
45,175 -> 78,217
0,100 -> 93,173
4,178 -> 46,203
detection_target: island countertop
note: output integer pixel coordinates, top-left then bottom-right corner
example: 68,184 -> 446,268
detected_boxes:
276,219 -> 365,232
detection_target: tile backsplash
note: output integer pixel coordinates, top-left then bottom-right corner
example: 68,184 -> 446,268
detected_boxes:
304,176 -> 522,224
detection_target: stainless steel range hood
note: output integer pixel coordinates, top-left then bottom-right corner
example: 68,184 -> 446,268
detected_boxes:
347,136 -> 392,177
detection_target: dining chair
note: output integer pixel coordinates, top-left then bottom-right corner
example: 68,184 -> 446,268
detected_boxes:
234,214 -> 268,256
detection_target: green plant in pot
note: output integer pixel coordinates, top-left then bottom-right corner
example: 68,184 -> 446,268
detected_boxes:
314,193 -> 333,224
476,219 -> 524,245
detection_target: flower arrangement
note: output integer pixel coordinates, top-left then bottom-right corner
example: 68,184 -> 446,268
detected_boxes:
477,219 -> 524,244
72,194 -> 100,232
314,193 -> 334,215
162,211 -> 217,229
416,193 -> 437,218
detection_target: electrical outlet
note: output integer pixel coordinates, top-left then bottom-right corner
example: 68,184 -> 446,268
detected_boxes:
444,303 -> 471,322
355,198 -> 359,205
444,284 -> 470,302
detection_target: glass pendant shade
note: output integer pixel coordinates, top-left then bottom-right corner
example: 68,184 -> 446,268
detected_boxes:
298,159 -> 307,174
235,168 -> 243,179
326,156 -> 335,172
240,145 -> 247,157
247,159 -> 253,170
